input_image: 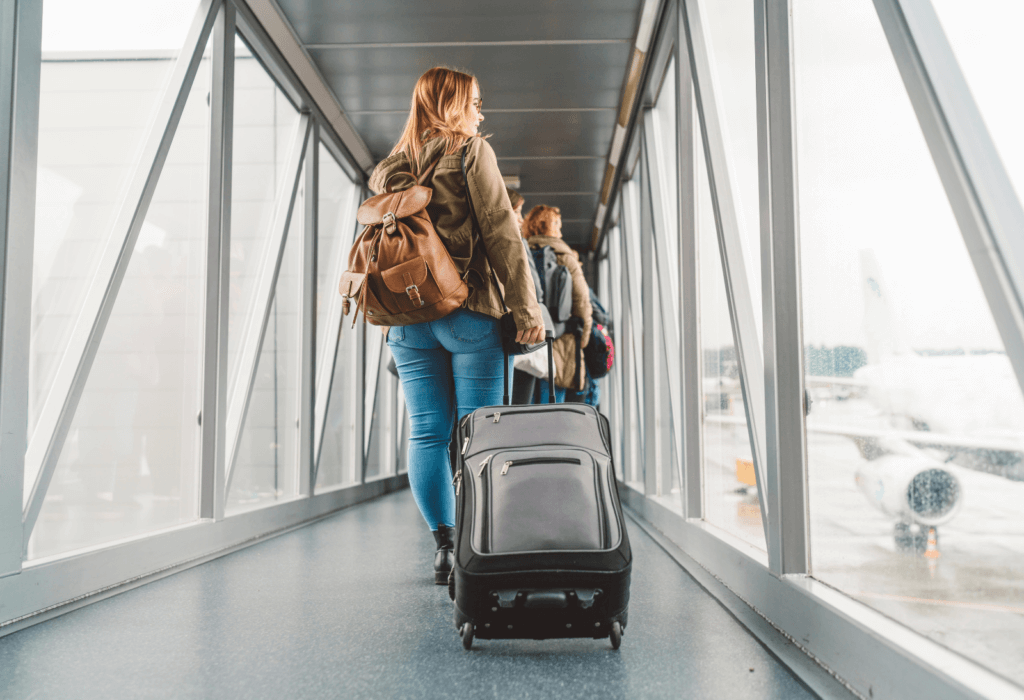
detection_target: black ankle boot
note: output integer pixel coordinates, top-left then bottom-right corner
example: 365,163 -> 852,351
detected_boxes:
432,524 -> 456,585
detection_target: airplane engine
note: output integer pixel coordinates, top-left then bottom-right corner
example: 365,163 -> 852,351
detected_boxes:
854,455 -> 962,526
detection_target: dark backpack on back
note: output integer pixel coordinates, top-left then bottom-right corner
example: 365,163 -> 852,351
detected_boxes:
531,245 -> 573,335
584,291 -> 614,379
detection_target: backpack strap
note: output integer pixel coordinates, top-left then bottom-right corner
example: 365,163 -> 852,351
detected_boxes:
382,153 -> 442,193
415,156 -> 442,185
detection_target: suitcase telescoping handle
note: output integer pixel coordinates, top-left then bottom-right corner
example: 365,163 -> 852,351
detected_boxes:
545,330 -> 556,404
502,330 -> 556,406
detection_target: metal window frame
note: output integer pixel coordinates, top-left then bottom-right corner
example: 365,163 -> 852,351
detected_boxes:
0,0 -> 40,577
0,0 -> 393,629
674,12 -> 703,520
680,0 -> 770,543
601,0 -> 1024,696
754,0 -> 808,575
638,136 -> 663,497
200,0 -> 236,522
298,120 -> 318,497
223,113 -> 312,500
22,0 -> 223,546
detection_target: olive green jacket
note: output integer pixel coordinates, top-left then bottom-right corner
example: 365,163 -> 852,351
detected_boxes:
368,137 -> 544,332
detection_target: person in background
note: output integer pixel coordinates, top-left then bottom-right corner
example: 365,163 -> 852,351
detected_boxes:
523,205 -> 592,403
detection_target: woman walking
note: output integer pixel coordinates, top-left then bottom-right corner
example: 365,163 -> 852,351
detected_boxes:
367,67 -> 544,583
523,205 -> 592,403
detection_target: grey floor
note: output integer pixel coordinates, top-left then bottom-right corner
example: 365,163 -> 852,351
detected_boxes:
0,489 -> 818,700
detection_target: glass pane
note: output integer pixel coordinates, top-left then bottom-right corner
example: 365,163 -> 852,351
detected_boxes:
226,177 -> 304,513
312,145 -> 359,491
363,346 -> 397,482
699,0 -> 761,341
228,36 -> 301,401
28,41 -> 210,559
932,1 -> 1024,205
316,322 -> 360,492
31,0 -> 200,452
795,0 -> 1024,682
315,144 -> 358,381
696,93 -> 765,551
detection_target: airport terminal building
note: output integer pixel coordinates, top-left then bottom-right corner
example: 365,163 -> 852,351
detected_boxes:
1,1 -> 1022,698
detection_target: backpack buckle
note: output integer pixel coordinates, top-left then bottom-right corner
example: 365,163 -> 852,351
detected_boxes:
382,211 -> 397,234
405,284 -> 424,307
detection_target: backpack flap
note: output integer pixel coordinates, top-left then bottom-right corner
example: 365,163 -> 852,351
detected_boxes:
356,186 -> 433,230
338,271 -> 366,318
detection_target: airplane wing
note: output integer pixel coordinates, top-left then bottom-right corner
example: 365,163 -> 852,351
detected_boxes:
704,414 -> 1024,454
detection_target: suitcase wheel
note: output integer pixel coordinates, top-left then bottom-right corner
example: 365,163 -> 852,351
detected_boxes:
610,621 -> 622,650
460,622 -> 474,650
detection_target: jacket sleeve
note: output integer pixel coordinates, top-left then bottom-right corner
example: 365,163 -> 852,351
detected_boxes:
466,139 -> 545,331
564,253 -> 593,348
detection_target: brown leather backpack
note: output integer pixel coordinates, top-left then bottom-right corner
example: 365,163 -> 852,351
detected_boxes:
338,159 -> 468,327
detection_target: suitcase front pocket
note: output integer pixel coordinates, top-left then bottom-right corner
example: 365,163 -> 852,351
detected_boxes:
485,450 -> 605,554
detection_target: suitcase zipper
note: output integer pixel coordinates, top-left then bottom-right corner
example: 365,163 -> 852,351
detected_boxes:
461,437 -> 469,455
478,454 -> 493,477
500,457 -> 582,476
452,468 -> 463,496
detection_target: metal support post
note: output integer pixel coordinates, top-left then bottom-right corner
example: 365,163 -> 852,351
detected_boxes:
0,0 -> 40,575
200,0 -> 234,521
298,121 -> 318,496
675,1 -> 702,519
606,226 -> 626,481
356,319 -> 368,483
640,135 -> 661,497
756,0 -> 808,575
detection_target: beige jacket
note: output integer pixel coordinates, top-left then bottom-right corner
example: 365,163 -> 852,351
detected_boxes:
526,236 -> 592,390
368,137 -> 544,332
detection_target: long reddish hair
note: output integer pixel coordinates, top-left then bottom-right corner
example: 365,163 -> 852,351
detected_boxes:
523,205 -> 562,238
390,67 -> 480,170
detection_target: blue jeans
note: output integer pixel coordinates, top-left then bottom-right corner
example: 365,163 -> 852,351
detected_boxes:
387,309 -> 509,530
533,379 -> 566,404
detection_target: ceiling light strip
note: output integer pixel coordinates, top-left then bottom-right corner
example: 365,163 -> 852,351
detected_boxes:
592,0 -> 664,250
305,39 -> 632,49
346,107 -> 617,115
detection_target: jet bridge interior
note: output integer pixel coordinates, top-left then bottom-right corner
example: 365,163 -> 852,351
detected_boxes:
1,0 -> 1023,698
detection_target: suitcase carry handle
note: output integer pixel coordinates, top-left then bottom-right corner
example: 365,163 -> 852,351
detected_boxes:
503,330 -> 556,406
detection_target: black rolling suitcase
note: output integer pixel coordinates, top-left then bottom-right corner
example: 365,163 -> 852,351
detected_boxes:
448,333 -> 631,650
